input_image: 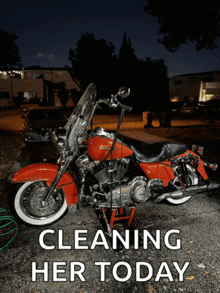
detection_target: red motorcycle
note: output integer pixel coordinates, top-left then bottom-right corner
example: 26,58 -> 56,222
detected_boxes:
10,83 -> 219,235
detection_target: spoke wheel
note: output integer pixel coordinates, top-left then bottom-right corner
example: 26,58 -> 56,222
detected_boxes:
14,181 -> 67,225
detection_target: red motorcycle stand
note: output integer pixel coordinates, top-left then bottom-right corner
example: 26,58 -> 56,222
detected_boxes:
101,206 -> 136,236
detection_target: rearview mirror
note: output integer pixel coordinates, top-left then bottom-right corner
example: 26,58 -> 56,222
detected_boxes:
118,87 -> 130,99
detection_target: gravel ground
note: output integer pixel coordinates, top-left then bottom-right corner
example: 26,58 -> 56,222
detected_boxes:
1,110 -> 220,292
0,129 -> 23,207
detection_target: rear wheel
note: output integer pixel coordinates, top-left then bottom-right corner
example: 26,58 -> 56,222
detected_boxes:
14,181 -> 67,225
166,164 -> 198,205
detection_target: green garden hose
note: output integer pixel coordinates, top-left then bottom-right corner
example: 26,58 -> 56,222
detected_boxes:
0,208 -> 18,251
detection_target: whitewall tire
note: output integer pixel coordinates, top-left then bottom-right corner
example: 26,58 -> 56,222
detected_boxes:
14,181 -> 67,225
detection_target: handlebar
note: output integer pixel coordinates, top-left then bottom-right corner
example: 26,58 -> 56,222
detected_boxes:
118,102 -> 132,112
97,97 -> 132,112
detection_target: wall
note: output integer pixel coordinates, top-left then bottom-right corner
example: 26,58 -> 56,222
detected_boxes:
169,71 -> 220,102
0,98 -> 10,107
0,79 -> 44,99
0,68 -> 80,107
199,81 -> 220,101
23,69 -> 79,91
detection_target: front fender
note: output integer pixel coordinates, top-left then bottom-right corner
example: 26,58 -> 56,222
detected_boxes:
11,163 -> 78,206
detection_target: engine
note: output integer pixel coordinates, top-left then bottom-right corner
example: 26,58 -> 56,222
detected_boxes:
104,177 -> 151,206
76,154 -> 152,207
76,154 -> 130,184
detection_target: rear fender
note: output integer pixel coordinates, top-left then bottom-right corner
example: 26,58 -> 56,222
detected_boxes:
175,150 -> 208,180
140,150 -> 208,186
11,163 -> 78,206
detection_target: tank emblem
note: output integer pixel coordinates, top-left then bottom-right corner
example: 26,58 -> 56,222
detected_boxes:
98,146 -> 118,151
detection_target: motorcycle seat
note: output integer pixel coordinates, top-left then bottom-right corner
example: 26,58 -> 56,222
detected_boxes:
130,142 -> 187,163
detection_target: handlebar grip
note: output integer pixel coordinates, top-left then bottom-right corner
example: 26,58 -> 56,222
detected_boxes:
118,102 -> 132,112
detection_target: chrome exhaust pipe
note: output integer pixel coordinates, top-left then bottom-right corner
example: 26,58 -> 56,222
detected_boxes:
154,182 -> 220,203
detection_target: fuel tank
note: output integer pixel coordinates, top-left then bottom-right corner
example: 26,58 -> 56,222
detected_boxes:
87,136 -> 133,161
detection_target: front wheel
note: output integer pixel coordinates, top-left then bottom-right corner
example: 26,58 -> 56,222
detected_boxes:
166,164 -> 198,205
14,181 -> 67,225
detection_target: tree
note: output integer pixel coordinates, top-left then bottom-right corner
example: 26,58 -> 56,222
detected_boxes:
12,92 -> 24,108
43,80 -> 69,107
69,32 -> 169,113
144,58 -> 169,110
0,30 -> 21,68
119,33 -> 137,63
118,33 -> 169,112
56,82 -> 69,107
68,33 -> 118,96
118,33 -> 138,86
144,1 -> 220,52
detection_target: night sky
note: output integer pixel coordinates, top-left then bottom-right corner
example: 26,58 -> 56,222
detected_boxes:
1,0 -> 220,77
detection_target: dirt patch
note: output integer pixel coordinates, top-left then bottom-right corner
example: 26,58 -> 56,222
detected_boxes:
0,129 -> 23,209
0,129 -> 23,175
0,108 -> 22,117
1,119 -> 220,292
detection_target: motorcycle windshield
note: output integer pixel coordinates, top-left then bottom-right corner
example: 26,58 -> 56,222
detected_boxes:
65,83 -> 97,150
65,83 -> 97,130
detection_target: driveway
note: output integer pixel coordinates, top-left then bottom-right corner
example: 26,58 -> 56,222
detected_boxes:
1,109 -> 219,131
1,110 -> 220,292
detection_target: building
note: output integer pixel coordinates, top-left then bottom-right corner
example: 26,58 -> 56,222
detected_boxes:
169,71 -> 220,103
0,67 -> 80,107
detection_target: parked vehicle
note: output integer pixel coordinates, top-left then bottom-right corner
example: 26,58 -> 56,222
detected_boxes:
11,84 -> 219,236
202,99 -> 220,113
180,102 -> 199,114
169,102 -> 184,113
20,102 -> 39,112
21,106 -> 67,143
197,101 -> 206,110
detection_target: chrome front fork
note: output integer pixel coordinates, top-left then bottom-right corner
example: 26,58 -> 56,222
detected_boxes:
41,153 -> 75,205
